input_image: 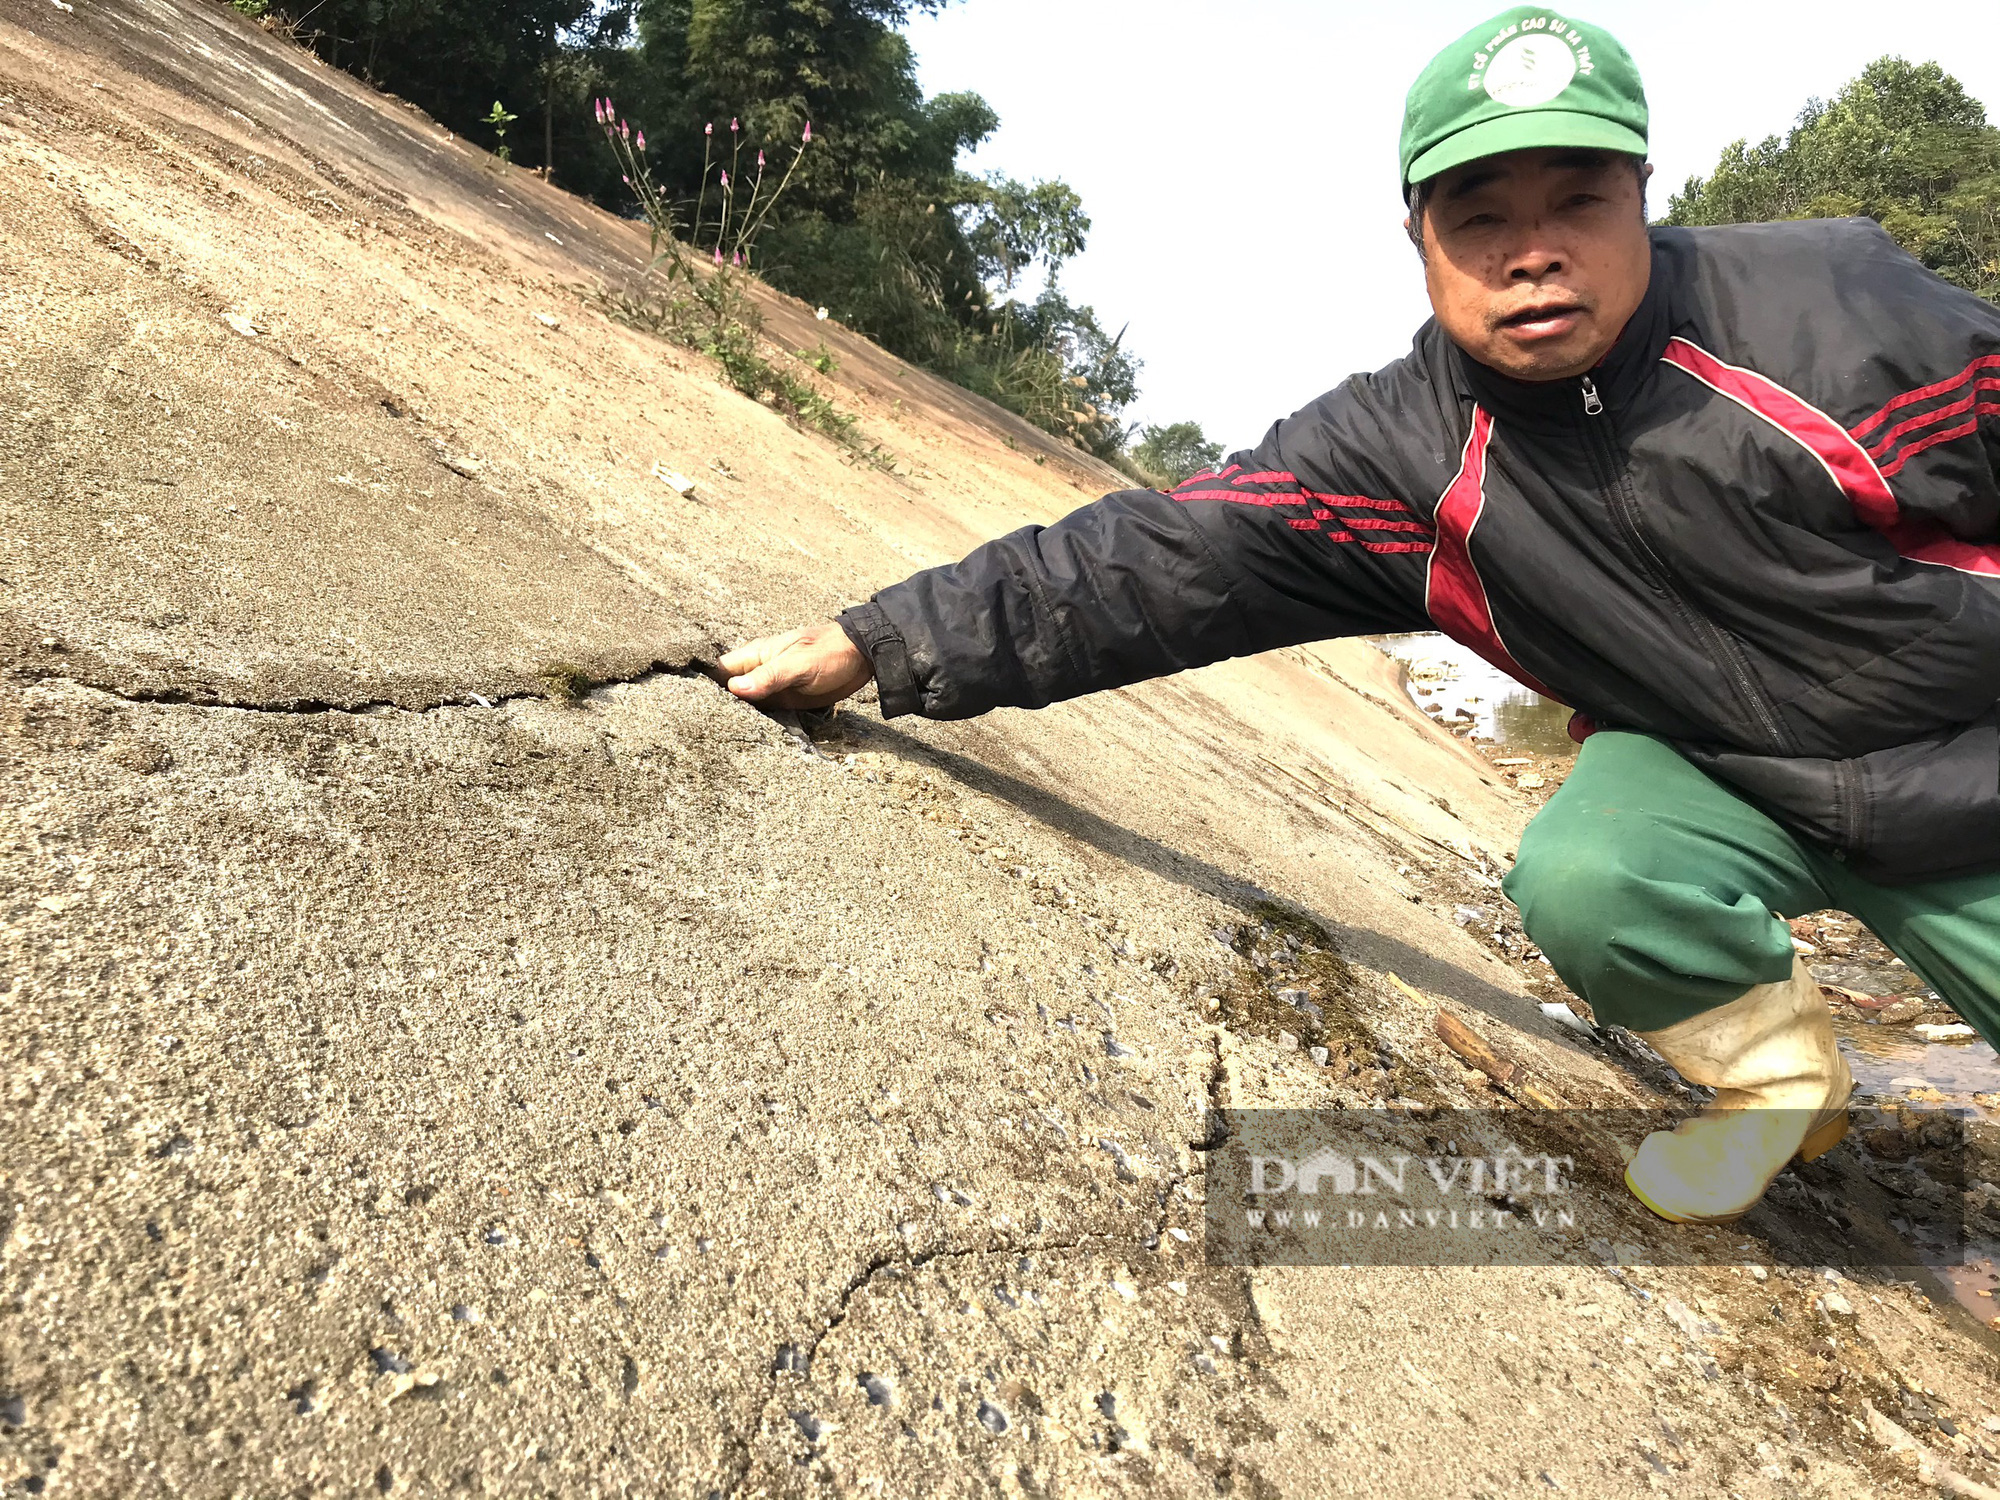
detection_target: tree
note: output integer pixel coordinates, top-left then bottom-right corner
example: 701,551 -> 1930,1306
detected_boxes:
287,0 -> 1147,450
958,174 -> 1089,292
298,1 -> 634,184
1130,421 -> 1222,486
1664,57 -> 2000,302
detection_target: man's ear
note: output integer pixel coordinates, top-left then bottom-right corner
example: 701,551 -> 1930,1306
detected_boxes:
1642,161 -> 1655,184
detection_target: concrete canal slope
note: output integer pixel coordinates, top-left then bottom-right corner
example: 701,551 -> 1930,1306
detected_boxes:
1,2 -> 1994,1494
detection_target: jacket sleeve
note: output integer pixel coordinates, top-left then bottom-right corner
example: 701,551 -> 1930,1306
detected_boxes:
838,367 -> 1450,720
1828,220 -> 2000,541
1698,219 -> 2000,540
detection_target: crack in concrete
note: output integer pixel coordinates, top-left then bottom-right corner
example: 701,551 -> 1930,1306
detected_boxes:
1191,1029 -> 1233,1155
10,653 -> 724,717
717,1152 -> 1199,1497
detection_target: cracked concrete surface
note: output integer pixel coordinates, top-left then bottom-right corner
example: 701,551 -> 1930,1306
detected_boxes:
2,1 -> 1997,1496
0,158 -> 706,709
5,673 -> 1219,1494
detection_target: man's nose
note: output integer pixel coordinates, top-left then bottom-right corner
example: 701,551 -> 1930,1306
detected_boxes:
1508,246 -> 1565,280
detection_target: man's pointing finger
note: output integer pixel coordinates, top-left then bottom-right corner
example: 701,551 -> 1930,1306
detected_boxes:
726,662 -> 783,699
719,629 -> 798,677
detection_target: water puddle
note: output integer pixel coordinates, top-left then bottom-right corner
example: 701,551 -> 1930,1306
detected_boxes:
1836,1019 -> 2000,1104
1792,915 -> 2000,1115
1370,633 -> 1577,758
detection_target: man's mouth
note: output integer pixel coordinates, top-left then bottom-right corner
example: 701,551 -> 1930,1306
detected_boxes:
1496,303 -> 1587,341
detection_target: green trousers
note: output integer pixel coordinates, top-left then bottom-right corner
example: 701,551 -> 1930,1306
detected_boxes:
1502,731 -> 2000,1048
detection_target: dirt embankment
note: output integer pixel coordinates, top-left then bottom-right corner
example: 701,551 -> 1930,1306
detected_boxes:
1,2 -> 1995,1496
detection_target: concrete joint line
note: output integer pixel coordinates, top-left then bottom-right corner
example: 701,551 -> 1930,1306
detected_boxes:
11,654 -> 720,717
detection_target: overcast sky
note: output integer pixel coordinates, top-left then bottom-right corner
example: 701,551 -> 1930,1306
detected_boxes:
906,1 -> 2000,453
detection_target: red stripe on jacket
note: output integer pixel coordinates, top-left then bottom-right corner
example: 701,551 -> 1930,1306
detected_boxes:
1169,472 -> 1427,557
1877,404 -> 2000,477
1850,353 -> 2000,440
1862,380 -> 2000,458
1423,407 -> 1560,699
1172,475 -> 1413,514
1662,337 -> 2000,578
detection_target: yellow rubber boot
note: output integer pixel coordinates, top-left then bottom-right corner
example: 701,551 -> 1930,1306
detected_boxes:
1624,956 -> 1854,1224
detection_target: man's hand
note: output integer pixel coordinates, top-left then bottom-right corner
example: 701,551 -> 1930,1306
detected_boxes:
720,621 -> 874,709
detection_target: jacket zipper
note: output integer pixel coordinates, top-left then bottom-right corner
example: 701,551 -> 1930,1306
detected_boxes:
1575,378 -> 1799,757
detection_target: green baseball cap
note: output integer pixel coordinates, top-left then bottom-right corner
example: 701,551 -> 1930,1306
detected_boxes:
1400,8 -> 1648,190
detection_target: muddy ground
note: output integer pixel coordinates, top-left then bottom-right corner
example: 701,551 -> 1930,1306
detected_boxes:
1,1 -> 1997,1496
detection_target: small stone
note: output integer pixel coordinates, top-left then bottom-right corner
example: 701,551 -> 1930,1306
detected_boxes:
1661,1298 -> 1718,1341
1877,998 -> 1927,1025
1820,1292 -> 1857,1324
975,1400 -> 1008,1434
651,463 -> 697,496
384,1371 -> 439,1404
1309,1046 -> 1329,1066
1913,1023 -> 1976,1042
1276,1030 -> 1299,1051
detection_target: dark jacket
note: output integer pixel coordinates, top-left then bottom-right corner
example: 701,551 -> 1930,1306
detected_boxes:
839,221 -> 2000,883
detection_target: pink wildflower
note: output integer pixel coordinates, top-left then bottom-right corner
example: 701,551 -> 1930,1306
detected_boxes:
733,250 -> 743,267
714,247 -> 724,264
636,131 -> 646,152
705,122 -> 713,137
731,118 -> 739,133
619,120 -> 630,141
593,99 -> 605,125
802,121 -> 812,143
720,169 -> 729,187
757,149 -> 766,168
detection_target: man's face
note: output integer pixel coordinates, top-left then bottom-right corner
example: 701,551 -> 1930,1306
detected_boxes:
1416,148 -> 1653,383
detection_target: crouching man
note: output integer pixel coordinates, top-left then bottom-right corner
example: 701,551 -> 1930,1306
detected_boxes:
720,8 -> 2000,1224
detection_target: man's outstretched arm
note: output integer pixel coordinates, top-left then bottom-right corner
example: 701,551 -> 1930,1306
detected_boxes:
726,372 -> 1445,718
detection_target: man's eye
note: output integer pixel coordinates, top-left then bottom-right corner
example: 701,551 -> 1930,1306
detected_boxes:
1457,212 -> 1502,229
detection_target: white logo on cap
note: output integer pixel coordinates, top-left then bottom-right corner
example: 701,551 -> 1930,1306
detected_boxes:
1483,33 -> 1577,107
